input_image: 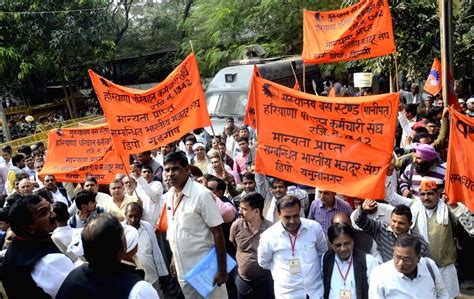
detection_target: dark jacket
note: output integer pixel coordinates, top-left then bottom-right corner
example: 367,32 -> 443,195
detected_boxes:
322,249 -> 368,299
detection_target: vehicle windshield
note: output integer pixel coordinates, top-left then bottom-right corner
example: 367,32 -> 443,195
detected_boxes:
206,92 -> 247,116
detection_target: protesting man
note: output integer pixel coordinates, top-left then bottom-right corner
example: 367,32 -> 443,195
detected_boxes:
308,189 -> 353,234
369,234 -> 448,299
82,176 -> 112,208
1,195 -> 75,298
137,151 -> 163,182
57,213 -> 159,298
43,174 -> 72,208
384,179 -> 460,297
230,192 -> 274,298
258,195 -> 327,298
323,223 -> 378,299
125,202 -> 168,295
164,151 -> 228,298
69,190 -> 104,229
102,179 -> 137,220
354,203 -> 429,262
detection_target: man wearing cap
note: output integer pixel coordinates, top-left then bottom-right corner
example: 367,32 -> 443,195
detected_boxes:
191,142 -> 210,175
399,143 -> 445,199
466,96 -> 474,118
384,179 -> 460,298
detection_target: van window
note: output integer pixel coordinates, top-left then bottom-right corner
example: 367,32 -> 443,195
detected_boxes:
206,91 -> 247,116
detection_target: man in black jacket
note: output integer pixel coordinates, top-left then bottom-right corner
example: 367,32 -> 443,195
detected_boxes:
1,195 -> 75,299
322,223 -> 378,299
57,213 -> 159,299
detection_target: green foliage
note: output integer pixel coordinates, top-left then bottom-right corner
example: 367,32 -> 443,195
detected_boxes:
182,0 -> 343,76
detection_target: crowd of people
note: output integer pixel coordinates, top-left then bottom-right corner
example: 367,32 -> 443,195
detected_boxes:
0,86 -> 473,299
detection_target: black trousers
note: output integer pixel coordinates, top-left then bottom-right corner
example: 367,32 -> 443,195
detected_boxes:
234,273 -> 274,299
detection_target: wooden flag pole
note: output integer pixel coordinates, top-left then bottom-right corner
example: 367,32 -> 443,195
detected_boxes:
393,54 -> 400,92
289,62 -> 300,91
303,63 -> 307,93
189,40 -> 195,53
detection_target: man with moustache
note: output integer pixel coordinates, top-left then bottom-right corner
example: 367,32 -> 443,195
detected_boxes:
399,143 -> 445,199
163,151 -> 228,298
230,192 -> 274,298
258,195 -> 327,298
1,195 -> 75,298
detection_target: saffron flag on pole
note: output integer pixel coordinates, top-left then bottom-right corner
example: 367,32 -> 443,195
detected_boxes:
445,108 -> 474,211
89,53 -> 211,155
39,124 -> 125,184
302,0 -> 396,64
252,74 -> 399,199
243,65 -> 260,129
424,58 -> 442,96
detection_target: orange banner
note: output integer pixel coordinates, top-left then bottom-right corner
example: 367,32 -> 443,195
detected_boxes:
89,53 -> 211,155
446,108 -> 474,211
302,0 -> 396,64
424,58 -> 442,96
243,65 -> 260,129
253,76 -> 399,199
39,124 -> 125,184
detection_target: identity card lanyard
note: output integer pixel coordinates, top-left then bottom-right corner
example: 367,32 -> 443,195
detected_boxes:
287,232 -> 301,274
335,255 -> 353,287
171,193 -> 184,220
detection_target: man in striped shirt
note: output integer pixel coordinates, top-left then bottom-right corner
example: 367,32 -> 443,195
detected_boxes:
355,203 -> 429,263
399,143 -> 445,198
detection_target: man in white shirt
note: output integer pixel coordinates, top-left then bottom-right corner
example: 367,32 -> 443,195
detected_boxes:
369,234 -> 448,299
258,195 -> 328,298
323,222 -> 378,299
2,194 -> 75,298
56,213 -> 159,299
133,165 -> 164,227
43,174 -> 72,207
83,176 -> 112,208
125,202 -> 168,294
164,151 -> 228,299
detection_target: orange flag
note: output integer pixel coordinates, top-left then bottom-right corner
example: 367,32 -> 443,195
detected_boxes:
252,76 -> 399,199
39,124 -> 125,184
89,53 -> 211,155
424,58 -> 442,96
303,0 -> 396,64
243,65 -> 260,129
445,108 -> 474,211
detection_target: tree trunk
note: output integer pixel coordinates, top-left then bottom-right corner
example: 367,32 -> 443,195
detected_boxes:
60,77 -> 74,119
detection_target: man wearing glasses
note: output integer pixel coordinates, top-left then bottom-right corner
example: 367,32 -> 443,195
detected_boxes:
369,234 -> 448,299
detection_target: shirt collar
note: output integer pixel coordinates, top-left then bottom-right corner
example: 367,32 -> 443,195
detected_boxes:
318,198 -> 339,210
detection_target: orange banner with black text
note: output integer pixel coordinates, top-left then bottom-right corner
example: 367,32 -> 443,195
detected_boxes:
446,108 -> 474,211
89,53 -> 211,155
253,76 -> 399,199
39,124 -> 125,184
303,0 -> 396,64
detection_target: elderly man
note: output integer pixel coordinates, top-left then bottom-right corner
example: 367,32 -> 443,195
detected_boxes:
369,234 -> 448,299
17,178 -> 35,196
384,179 -> 460,297
125,202 -> 168,294
57,213 -> 159,299
400,83 -> 422,105
1,195 -> 75,298
164,151 -> 228,298
191,142 -> 210,175
399,143 -> 445,199
258,195 -> 327,298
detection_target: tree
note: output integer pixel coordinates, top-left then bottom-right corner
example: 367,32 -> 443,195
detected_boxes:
0,0 -> 115,115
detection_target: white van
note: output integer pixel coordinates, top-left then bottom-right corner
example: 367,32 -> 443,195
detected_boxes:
205,56 -> 320,135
